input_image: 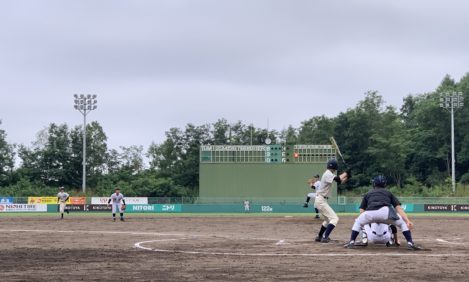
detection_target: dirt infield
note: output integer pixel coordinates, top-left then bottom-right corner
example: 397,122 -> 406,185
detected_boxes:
0,214 -> 468,281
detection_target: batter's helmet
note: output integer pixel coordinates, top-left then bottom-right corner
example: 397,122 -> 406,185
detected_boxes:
327,159 -> 338,170
372,175 -> 387,188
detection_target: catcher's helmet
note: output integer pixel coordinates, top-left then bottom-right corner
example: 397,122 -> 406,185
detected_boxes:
372,175 -> 387,188
327,159 -> 338,170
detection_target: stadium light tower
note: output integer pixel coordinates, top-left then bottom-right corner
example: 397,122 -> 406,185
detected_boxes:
74,94 -> 98,193
439,92 -> 464,193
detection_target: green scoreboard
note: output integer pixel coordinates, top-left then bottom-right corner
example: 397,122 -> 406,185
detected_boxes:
199,144 -> 338,202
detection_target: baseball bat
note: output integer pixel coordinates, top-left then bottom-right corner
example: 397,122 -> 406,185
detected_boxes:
330,136 -> 351,182
329,136 -> 346,165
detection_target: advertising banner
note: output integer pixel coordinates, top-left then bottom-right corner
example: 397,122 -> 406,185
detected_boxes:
401,203 -> 414,212
91,197 -> 109,205
91,197 -> 148,205
70,197 -> 86,205
67,204 -> 85,212
424,204 -> 469,212
85,204 -> 112,212
0,204 -> 47,212
28,197 -> 70,204
128,204 -> 182,213
0,197 -> 14,204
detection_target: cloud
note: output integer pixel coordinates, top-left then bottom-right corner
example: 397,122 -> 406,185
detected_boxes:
1,0 -> 468,149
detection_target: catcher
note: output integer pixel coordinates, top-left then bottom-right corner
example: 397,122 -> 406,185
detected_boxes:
107,187 -> 126,222
344,175 -> 421,250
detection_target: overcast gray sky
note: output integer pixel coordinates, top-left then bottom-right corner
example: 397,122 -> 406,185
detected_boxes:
1,0 -> 468,150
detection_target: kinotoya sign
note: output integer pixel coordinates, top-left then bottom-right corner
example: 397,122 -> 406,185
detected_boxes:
424,204 -> 469,212
0,204 -> 47,212
91,197 -> 148,205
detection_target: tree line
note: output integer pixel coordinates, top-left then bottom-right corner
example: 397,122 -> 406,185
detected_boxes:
1,74 -> 469,197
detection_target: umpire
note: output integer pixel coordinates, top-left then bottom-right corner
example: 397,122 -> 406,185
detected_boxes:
344,175 -> 421,250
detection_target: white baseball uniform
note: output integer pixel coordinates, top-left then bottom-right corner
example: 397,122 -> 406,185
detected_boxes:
57,191 -> 69,213
307,180 -> 321,198
109,193 -> 125,213
315,170 -> 339,226
364,223 -> 392,244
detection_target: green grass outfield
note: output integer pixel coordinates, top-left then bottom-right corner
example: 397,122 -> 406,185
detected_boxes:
1,212 -> 469,217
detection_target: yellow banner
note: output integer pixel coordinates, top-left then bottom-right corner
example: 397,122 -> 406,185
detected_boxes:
28,197 -> 71,204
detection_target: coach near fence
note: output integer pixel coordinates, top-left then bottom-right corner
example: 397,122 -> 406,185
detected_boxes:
0,214 -> 468,281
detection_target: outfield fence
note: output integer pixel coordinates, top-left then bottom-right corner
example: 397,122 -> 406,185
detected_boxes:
1,196 -> 469,213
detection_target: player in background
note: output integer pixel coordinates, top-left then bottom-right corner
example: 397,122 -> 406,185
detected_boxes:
344,175 -> 421,250
244,200 -> 250,212
314,159 -> 350,243
107,187 -> 126,222
57,187 -> 70,220
303,174 -> 320,219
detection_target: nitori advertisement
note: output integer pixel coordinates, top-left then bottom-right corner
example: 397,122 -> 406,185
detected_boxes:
0,204 -> 47,212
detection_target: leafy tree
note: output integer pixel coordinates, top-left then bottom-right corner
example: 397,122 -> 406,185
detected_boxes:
298,115 -> 335,144
0,121 -> 15,187
70,121 -> 109,188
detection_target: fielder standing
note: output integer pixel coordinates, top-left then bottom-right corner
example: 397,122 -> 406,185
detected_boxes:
344,175 -> 421,250
107,187 -> 126,222
314,159 -> 350,243
57,187 -> 70,220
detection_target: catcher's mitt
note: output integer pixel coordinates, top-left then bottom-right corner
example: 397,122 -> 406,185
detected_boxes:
121,204 -> 126,211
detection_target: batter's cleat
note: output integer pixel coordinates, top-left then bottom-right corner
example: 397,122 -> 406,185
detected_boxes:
407,242 -> 422,251
315,215 -> 320,219
320,237 -> 331,243
344,241 -> 355,249
113,218 -> 116,222
303,203 -> 308,208
314,236 -> 321,242
120,218 -> 125,222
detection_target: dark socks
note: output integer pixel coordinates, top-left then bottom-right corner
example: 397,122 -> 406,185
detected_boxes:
314,208 -> 319,214
350,230 -> 359,241
120,213 -> 124,219
112,213 -> 116,218
323,224 -> 336,239
403,230 -> 413,243
390,225 -> 397,234
305,197 -> 310,203
318,225 -> 327,238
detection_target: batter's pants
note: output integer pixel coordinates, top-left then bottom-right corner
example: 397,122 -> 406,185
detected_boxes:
314,195 -> 339,226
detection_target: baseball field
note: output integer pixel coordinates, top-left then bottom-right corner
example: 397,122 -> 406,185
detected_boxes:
1,214 -> 468,281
